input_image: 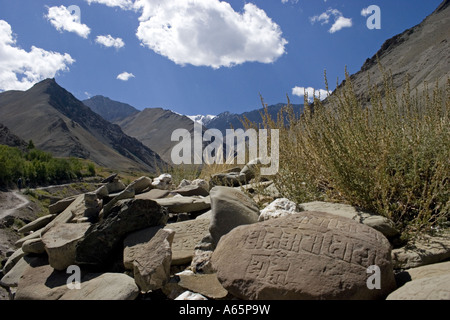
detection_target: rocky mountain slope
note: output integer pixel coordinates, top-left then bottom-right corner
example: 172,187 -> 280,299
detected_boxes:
116,108 -> 205,164
0,79 -> 166,172
83,95 -> 139,123
338,0 -> 449,102
0,124 -> 27,151
205,103 -> 303,134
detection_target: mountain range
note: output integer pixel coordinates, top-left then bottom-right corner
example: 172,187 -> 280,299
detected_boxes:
0,0 -> 448,173
0,79 -> 165,172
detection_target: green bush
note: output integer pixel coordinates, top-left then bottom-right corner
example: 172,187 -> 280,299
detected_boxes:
257,70 -> 449,236
0,145 -> 96,187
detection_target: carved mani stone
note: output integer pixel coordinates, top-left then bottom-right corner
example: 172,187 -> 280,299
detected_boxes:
212,211 -> 396,300
164,219 -> 210,265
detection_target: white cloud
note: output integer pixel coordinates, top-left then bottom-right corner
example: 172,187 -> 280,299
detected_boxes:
329,16 -> 352,33
96,35 -> 125,49
292,87 -> 329,102
46,6 -> 91,38
361,7 -> 372,17
0,20 -> 74,91
310,8 -> 352,33
85,0 -> 134,10
133,0 -> 287,69
116,72 -> 135,81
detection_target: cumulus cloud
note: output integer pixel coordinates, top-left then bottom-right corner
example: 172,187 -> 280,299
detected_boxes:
46,6 -> 91,38
292,87 -> 329,102
133,0 -> 287,69
96,35 -> 125,49
329,16 -> 352,34
0,20 -> 75,91
85,0 -> 134,10
117,72 -> 135,81
310,8 -> 352,33
361,7 -> 372,17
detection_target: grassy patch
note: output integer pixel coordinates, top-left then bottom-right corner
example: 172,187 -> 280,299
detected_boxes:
251,69 -> 449,237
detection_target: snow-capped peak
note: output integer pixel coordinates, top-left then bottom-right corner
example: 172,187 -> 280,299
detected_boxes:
187,114 -> 216,126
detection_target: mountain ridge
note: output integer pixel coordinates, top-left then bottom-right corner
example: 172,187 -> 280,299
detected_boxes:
0,79 -> 166,172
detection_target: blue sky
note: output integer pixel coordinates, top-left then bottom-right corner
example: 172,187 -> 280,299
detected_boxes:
0,0 -> 443,116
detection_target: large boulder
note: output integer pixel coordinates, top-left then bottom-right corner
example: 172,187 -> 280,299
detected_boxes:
164,219 -> 210,265
129,229 -> 175,292
76,199 -> 168,267
42,222 -> 91,271
14,256 -> 139,300
14,256 -> 69,300
125,176 -> 152,194
0,255 -> 42,288
386,273 -> 450,300
209,186 -> 260,246
212,211 -> 396,300
60,273 -> 140,300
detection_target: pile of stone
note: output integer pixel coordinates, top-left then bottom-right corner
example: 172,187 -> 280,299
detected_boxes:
1,169 -> 449,300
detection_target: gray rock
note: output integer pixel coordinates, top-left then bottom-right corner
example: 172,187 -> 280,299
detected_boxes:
48,197 -> 77,215
125,176 -> 152,194
136,189 -> 170,200
299,201 -> 399,240
101,173 -> 118,184
60,273 -> 140,300
391,230 -> 450,269
101,187 -> 135,218
0,255 -> 41,288
105,179 -> 126,194
177,270 -> 228,299
18,214 -> 57,234
123,226 -> 162,269
164,219 -> 210,265
405,261 -> 450,281
94,185 -> 109,198
15,194 -> 84,247
131,229 -> 175,292
42,222 -> 91,271
190,234 -> 215,274
76,199 -> 168,267
155,196 -> 211,213
386,273 -> 450,300
212,211 -> 396,300
22,238 -> 45,254
2,248 -> 25,275
173,184 -> 209,197
14,256 -> 68,300
209,186 -> 260,246
259,198 -> 300,222
14,256 -> 139,300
